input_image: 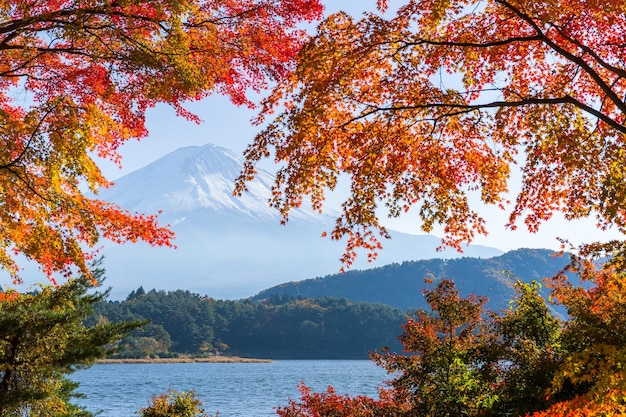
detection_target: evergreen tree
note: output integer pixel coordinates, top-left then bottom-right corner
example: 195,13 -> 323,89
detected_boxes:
126,286 -> 146,301
0,268 -> 141,416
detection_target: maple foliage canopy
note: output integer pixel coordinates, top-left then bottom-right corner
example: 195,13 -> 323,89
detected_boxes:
0,0 -> 322,282
237,0 -> 626,265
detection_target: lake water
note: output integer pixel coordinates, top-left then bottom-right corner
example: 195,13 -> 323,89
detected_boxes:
70,360 -> 389,416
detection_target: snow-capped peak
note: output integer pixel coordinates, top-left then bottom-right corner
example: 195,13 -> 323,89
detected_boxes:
97,143 -> 331,223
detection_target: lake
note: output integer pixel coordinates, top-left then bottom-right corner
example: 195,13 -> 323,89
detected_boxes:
70,360 -> 389,416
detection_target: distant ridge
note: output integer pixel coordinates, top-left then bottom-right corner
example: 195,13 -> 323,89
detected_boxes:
87,143 -> 504,300
251,248 -> 571,313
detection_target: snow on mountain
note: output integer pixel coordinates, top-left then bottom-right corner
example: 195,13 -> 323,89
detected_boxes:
90,143 -> 503,300
99,143 -> 327,222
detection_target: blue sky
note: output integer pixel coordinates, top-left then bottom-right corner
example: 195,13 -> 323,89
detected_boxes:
99,1 -> 625,254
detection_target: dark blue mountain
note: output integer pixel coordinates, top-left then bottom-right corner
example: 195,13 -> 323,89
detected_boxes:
251,248 -> 572,313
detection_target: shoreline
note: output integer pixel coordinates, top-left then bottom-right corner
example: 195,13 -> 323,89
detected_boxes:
97,356 -> 272,364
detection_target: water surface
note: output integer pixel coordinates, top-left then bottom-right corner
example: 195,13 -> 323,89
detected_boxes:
71,360 -> 388,416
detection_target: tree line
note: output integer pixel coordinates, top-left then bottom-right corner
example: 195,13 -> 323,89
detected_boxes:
87,288 -> 407,359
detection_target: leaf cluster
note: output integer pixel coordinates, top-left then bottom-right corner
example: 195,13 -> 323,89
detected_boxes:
0,0 -> 323,283
237,0 -> 626,266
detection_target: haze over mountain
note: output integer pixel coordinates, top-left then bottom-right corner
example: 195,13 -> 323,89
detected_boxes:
94,143 -> 503,299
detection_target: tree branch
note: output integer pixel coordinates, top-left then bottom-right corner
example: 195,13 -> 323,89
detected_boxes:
345,96 -> 626,135
549,22 -> 626,80
495,0 -> 626,117
397,34 -> 543,50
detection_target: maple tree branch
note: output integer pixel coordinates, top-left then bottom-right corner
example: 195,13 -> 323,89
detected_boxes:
0,44 -> 117,78
494,0 -> 626,117
346,96 -> 626,135
0,6 -> 160,36
549,23 -> 626,80
0,1 -> 265,36
0,51 -> 48,77
0,5 -> 171,57
397,33 -> 543,50
375,3 -> 626,134
0,104 -> 59,205
3,165 -> 55,203
186,6 -> 264,27
595,76 -> 625,119
0,10 -> 170,74
0,103 -> 55,170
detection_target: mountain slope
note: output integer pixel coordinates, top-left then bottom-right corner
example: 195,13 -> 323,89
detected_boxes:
98,144 -> 325,221
251,248 -> 571,313
94,143 -> 503,299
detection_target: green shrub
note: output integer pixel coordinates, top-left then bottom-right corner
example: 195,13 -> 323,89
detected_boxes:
139,390 -> 215,417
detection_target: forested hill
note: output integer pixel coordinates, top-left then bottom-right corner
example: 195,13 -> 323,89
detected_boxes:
251,248 -> 572,312
89,291 -> 406,359
90,249 -> 571,360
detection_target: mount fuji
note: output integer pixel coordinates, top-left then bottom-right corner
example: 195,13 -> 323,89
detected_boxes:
94,143 -> 503,300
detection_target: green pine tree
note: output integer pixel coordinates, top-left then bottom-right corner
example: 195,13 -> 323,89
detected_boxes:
0,266 -> 142,416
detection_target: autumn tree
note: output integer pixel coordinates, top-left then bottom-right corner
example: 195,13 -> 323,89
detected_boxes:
484,280 -> 563,416
0,268 -> 141,416
237,0 -> 626,264
0,0 -> 322,283
531,259 -> 626,416
277,279 -> 567,417
370,279 -> 492,417
233,2 -> 626,414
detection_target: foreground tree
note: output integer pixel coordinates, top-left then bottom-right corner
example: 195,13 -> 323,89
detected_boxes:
376,279 -> 565,416
0,0 -> 322,282
531,260 -> 626,416
0,268 -> 141,416
237,0 -> 626,264
484,280 -> 563,416
371,279 -> 491,416
276,268 -> 626,416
